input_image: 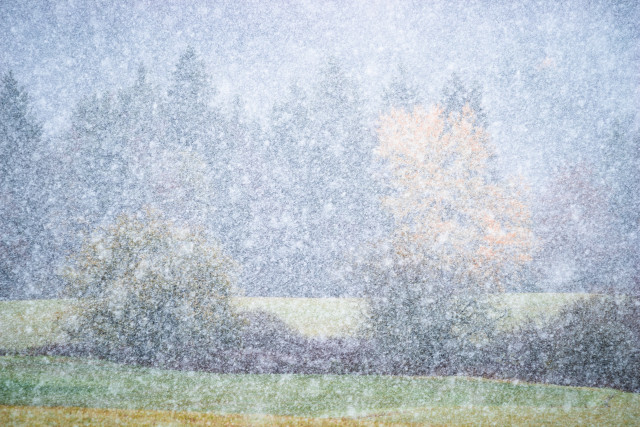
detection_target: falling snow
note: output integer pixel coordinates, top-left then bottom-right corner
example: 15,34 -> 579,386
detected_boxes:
1,1 -> 639,425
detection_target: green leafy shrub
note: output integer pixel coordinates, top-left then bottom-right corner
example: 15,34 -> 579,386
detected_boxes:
62,210 -> 241,366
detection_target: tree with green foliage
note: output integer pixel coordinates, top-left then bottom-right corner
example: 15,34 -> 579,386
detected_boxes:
165,47 -> 241,241
598,120 -> 640,294
264,58 -> 382,296
115,65 -> 163,209
63,209 -> 241,365
0,71 -> 42,181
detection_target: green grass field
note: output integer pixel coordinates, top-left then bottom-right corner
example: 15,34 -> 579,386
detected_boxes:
0,297 -> 365,350
487,292 -> 594,327
1,296 -> 638,425
1,356 -> 639,425
0,299 -> 71,351
0,293 -> 591,350
235,296 -> 365,337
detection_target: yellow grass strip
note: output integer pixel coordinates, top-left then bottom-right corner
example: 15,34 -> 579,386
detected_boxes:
0,405 -> 364,426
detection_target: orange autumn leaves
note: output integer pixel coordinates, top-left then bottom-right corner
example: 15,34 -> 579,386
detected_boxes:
375,105 -> 533,290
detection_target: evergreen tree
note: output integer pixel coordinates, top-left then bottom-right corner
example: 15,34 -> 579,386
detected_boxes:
166,47 -> 220,151
599,119 -> 640,240
0,71 -> 44,297
115,65 -> 162,211
440,73 -> 486,126
309,58 -> 381,295
0,71 -> 42,184
264,58 -> 382,296
440,73 -> 498,181
383,64 -> 422,111
57,67 -> 159,271
265,83 -> 316,295
66,93 -> 125,222
221,96 -> 261,255
600,122 -> 640,294
164,48 -> 236,235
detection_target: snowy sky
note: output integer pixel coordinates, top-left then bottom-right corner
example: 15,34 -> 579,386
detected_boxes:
2,0 -> 639,179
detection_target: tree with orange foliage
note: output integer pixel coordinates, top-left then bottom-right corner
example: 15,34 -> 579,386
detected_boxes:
361,104 -> 533,374
375,105 -> 532,292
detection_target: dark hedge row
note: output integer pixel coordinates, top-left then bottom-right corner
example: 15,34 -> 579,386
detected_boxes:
9,296 -> 639,392
486,296 -> 640,392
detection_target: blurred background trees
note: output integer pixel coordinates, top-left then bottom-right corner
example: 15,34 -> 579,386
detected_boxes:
0,71 -> 50,298
0,49 -> 637,299
533,164 -> 627,292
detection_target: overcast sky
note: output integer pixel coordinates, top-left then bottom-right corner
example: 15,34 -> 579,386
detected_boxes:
2,0 -> 638,179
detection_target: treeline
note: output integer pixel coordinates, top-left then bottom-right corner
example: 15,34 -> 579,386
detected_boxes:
1,48 -> 639,298
2,50 -> 386,297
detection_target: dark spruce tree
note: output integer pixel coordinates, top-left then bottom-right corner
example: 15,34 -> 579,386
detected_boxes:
0,71 -> 44,298
598,119 -> 640,294
114,65 -> 163,211
440,73 -> 486,126
383,64 -> 422,112
264,83 -> 317,295
218,96 -> 263,266
58,68 -> 159,270
309,58 -> 376,296
66,93 -> 126,223
166,47 -> 221,152
439,73 -> 499,183
264,58 -> 382,296
165,48 -> 234,233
